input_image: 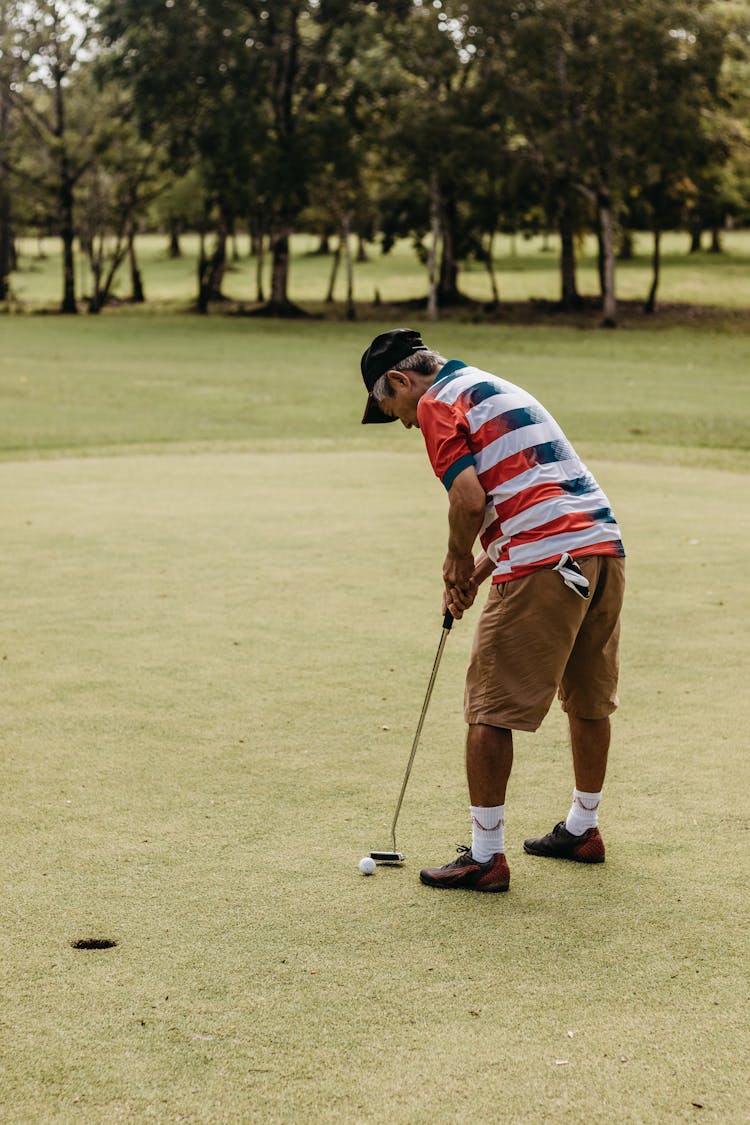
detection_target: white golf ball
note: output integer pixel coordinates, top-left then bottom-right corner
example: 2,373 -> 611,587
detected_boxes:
358,856 -> 376,876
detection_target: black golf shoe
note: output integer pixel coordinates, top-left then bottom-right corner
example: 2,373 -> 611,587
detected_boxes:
420,846 -> 510,892
523,821 -> 605,863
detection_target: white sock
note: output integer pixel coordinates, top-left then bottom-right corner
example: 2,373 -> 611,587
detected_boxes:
565,789 -> 602,836
470,805 -> 505,862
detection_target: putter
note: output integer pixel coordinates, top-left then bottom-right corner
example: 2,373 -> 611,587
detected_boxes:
370,608 -> 454,864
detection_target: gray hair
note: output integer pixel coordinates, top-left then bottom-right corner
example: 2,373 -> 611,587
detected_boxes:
372,349 -> 446,402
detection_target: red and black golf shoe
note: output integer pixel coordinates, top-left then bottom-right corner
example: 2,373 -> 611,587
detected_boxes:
523,821 -> 605,863
419,846 -> 510,892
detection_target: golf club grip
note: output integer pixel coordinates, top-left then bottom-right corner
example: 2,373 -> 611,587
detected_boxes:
442,608 -> 454,631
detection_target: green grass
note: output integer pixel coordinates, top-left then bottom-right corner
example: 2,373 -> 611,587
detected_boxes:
1,316 -> 749,1120
1,317 -> 749,469
7,228 -> 750,312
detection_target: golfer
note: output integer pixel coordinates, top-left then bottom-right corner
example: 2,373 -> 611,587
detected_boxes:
360,328 -> 626,892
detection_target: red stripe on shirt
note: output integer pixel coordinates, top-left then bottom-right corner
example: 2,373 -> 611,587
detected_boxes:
417,397 -> 471,483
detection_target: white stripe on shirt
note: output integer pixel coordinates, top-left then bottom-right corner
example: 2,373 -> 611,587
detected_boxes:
495,524 -> 622,573
464,390 -> 534,432
491,457 -> 592,500
501,491 -> 612,538
473,419 -> 568,475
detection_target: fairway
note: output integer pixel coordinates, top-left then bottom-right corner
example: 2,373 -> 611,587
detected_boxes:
9,230 -> 750,313
1,319 -> 749,1121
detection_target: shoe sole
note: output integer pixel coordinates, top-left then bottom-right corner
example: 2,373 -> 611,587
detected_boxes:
419,876 -> 510,892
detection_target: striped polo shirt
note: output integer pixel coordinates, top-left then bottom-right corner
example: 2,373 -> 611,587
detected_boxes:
417,360 -> 625,582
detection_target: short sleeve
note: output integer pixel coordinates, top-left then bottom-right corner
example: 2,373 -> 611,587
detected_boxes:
417,396 -> 475,490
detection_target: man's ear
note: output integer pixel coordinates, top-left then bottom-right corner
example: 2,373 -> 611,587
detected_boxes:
387,369 -> 411,390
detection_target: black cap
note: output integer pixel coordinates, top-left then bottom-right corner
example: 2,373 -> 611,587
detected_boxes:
360,328 -> 428,424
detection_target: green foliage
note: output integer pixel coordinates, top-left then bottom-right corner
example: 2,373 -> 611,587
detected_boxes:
2,0 -> 749,312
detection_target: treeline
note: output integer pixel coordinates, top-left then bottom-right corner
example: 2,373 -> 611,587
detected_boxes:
1,0 -> 748,323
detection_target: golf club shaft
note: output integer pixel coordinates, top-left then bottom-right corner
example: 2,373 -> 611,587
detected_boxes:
390,609 -> 453,851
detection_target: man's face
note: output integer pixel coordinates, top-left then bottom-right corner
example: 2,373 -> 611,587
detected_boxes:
377,370 -> 424,428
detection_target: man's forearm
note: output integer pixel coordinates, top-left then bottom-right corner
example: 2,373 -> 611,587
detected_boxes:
472,550 -> 494,585
447,497 -> 485,559
447,472 -> 486,558
442,466 -> 488,600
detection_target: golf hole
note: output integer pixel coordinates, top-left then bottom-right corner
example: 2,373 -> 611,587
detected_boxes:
71,938 -> 118,951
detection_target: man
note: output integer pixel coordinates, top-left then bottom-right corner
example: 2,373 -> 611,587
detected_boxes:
360,328 -> 625,893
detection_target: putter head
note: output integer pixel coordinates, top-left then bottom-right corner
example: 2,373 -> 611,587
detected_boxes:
370,850 -> 405,865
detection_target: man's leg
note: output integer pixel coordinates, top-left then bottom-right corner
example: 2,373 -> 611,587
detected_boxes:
562,714 -> 609,841
466,722 -> 513,805
523,712 -> 609,863
419,722 -> 512,891
569,714 -> 609,792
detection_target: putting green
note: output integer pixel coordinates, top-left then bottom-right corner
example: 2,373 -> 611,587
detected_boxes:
1,449 -> 747,1121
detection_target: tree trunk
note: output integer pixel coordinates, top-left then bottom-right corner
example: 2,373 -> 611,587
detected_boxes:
598,191 -> 617,327
315,231 -> 331,255
249,216 -> 264,259
356,235 -> 368,263
54,64 -> 77,313
689,220 -> 703,253
128,222 -> 145,303
261,226 -> 304,316
617,228 -> 633,260
325,239 -> 341,302
255,233 -> 265,302
709,227 -> 722,254
0,184 -> 10,302
59,177 -> 77,312
87,229 -> 127,314
196,213 -> 228,312
206,215 -> 228,301
558,200 -> 580,310
0,89 -> 11,301
438,189 -> 464,305
596,225 -> 606,297
260,9 -> 304,318
86,235 -> 104,314
644,226 -> 661,314
270,229 -> 289,306
427,170 -> 440,322
168,216 -> 182,259
197,226 -> 210,315
484,229 -> 500,307
341,213 -> 355,320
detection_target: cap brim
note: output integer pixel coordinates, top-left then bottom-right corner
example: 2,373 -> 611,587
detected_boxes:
361,394 -> 397,425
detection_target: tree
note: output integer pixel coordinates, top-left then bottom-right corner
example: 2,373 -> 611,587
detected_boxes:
7,2 -> 103,312
101,0 -> 411,315
253,0 -> 412,314
463,0 -> 599,311
0,1 -> 25,300
77,92 -> 166,312
100,0 -> 260,311
684,0 -> 750,253
617,3 -> 727,311
366,1 -> 505,313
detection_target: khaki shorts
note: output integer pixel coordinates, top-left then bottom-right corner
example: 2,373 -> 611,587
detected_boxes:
464,556 -> 625,732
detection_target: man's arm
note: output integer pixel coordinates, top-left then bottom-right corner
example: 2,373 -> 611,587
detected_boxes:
442,465 -> 488,618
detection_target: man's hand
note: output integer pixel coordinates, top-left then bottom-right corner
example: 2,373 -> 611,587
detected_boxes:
442,550 -> 494,619
442,465 -> 488,620
443,550 -> 476,619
